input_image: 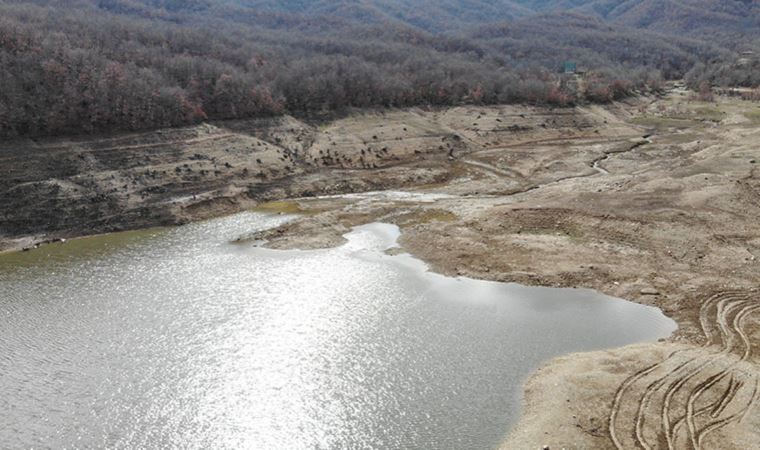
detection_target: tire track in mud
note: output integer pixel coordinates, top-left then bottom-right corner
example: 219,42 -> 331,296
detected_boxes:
609,289 -> 759,449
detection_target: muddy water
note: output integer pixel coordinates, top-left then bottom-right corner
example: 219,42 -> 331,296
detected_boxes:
0,212 -> 676,449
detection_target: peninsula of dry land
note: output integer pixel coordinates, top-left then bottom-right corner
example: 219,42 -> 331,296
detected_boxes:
2,85 -> 759,449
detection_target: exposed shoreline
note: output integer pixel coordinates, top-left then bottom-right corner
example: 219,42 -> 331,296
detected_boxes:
2,88 -> 759,448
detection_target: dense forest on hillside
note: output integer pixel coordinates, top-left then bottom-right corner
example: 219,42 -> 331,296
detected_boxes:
517,0 -> 760,33
0,0 -> 758,138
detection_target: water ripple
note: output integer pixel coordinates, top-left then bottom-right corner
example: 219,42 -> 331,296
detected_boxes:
0,213 -> 675,449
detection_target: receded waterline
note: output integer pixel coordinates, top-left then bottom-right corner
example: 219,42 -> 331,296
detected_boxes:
0,212 -> 676,449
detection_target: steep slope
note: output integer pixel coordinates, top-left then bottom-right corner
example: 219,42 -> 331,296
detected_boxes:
225,0 -> 534,30
102,0 -> 760,38
0,0 -> 672,139
516,0 -> 760,38
472,12 -> 728,77
1,0 -> 758,140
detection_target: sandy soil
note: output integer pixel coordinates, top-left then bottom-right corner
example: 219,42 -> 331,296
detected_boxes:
2,86 -> 759,448
233,89 -> 760,449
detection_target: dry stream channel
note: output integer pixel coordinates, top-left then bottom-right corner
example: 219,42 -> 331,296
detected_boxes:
0,208 -> 676,449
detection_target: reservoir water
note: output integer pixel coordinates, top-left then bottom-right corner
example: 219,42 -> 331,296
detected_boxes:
0,211 -> 676,449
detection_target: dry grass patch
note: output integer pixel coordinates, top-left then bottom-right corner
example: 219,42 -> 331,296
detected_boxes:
743,110 -> 760,124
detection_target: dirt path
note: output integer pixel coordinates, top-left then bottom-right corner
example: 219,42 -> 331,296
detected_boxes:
232,89 -> 760,449
2,88 -> 759,448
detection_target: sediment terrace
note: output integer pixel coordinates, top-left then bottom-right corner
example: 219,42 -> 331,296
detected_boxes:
2,87 -> 759,448
0,100 -> 632,251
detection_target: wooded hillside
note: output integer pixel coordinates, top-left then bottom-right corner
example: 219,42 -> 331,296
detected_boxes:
0,0 -> 756,138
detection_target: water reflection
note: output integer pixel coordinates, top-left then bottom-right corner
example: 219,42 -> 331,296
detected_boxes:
0,213 -> 675,449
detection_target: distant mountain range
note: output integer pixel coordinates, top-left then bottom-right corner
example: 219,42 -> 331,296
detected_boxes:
218,0 -> 760,39
113,0 -> 760,40
518,0 -> 760,36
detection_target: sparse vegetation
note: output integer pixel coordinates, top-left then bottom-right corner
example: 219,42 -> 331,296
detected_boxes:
744,110 -> 760,124
630,116 -> 698,130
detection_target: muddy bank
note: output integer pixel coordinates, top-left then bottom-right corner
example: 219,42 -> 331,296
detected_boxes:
0,112 -> 453,251
230,89 -> 760,448
1,99 -> 644,252
3,88 -> 760,448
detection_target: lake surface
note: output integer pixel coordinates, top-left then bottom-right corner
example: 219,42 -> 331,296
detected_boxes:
0,212 -> 676,449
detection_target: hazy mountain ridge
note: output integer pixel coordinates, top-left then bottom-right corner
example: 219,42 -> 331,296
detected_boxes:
219,0 -> 760,37
95,0 -> 760,38
472,12 -> 727,77
225,0 -> 534,27
516,0 -> 760,37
